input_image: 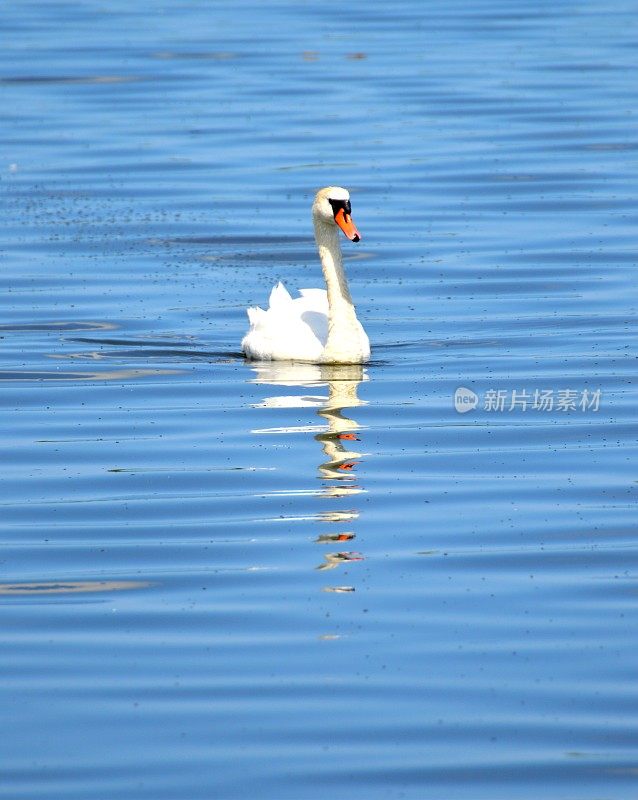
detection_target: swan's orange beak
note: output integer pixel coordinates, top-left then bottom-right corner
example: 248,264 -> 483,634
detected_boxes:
334,208 -> 361,242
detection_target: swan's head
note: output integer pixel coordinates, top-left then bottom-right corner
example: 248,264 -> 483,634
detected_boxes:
312,186 -> 361,243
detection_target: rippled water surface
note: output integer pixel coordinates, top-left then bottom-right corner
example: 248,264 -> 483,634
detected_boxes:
2,1 -> 637,798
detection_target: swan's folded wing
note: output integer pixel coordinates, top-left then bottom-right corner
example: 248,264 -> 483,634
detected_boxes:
242,282 -> 327,361
246,305 -> 266,328
298,288 -> 328,312
268,281 -> 293,311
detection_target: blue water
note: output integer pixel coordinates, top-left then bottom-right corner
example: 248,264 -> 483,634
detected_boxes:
2,1 -> 637,798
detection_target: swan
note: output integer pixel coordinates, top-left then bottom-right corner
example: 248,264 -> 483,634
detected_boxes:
241,186 -> 370,364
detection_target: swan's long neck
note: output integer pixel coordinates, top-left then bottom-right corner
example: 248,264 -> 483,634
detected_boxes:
314,216 -> 359,354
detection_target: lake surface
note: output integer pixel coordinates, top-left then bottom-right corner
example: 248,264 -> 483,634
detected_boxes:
2,1 -> 637,798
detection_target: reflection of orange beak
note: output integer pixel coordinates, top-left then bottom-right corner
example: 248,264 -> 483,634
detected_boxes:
334,208 -> 361,242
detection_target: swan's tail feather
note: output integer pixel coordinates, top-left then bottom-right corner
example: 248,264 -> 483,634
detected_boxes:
268,281 -> 293,311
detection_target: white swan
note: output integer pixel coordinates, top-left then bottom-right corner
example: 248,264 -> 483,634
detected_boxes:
241,186 -> 370,364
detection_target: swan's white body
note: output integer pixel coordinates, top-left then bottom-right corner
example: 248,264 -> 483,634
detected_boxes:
241,187 -> 370,364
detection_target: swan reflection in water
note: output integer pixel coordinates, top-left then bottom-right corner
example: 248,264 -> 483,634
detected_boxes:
249,363 -> 367,587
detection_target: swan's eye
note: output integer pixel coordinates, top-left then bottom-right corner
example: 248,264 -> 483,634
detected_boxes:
328,198 -> 352,218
